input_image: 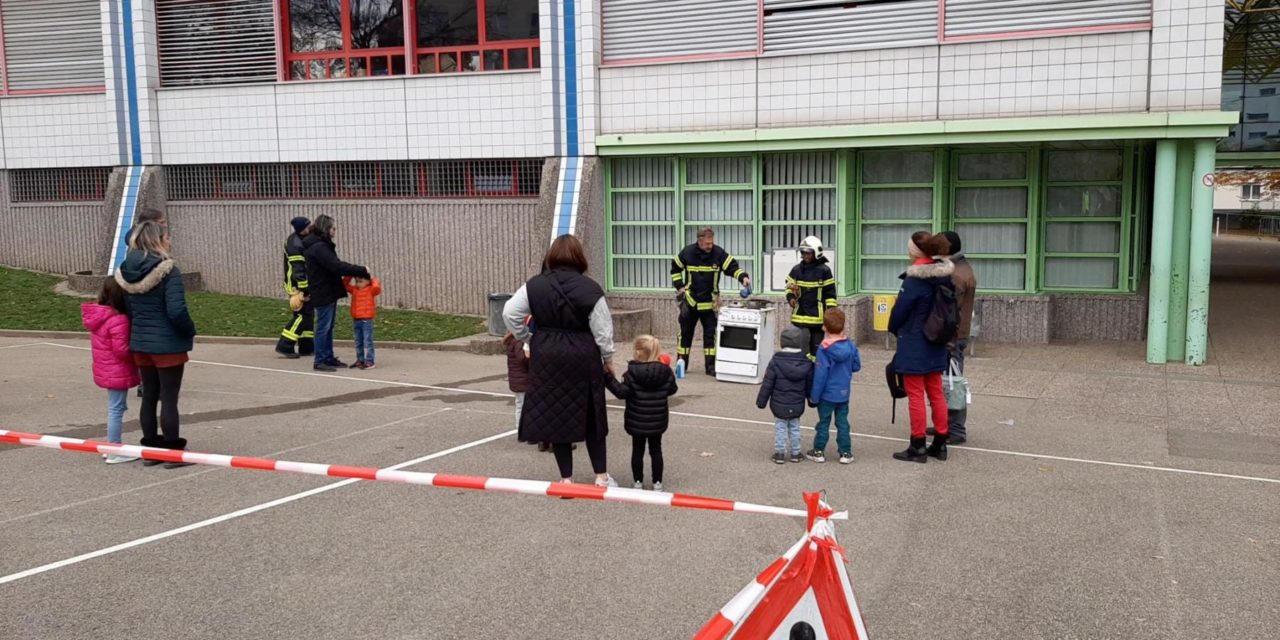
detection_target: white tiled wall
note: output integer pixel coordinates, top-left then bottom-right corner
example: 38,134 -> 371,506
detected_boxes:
938,32 -> 1151,119
758,47 -> 939,127
0,94 -> 117,168
600,59 -> 758,134
1150,0 -> 1224,111
157,73 -> 542,165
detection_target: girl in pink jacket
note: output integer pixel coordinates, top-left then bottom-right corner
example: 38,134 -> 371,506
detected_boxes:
81,278 -> 142,464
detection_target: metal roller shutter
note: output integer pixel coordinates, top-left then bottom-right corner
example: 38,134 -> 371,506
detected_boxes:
603,0 -> 758,62
156,0 -> 277,87
944,0 -> 1151,38
763,0 -> 938,55
0,0 -> 104,91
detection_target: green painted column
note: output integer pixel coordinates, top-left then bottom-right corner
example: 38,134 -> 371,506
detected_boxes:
1146,141 -> 1178,363
1167,142 -> 1194,360
1185,139 -> 1217,365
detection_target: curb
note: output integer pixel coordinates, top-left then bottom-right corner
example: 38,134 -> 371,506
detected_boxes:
0,329 -> 504,355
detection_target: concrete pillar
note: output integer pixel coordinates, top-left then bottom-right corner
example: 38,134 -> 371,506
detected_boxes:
1167,142 -> 1194,360
1146,141 -> 1178,364
1184,139 -> 1217,365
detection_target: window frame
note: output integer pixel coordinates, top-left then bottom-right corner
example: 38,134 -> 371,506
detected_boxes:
850,147 -> 946,295
947,147 -> 1038,294
1242,183 -> 1263,201
1037,145 -> 1134,294
759,151 -> 840,295
278,0 -> 539,81
603,157 -> 681,291
0,0 -> 107,96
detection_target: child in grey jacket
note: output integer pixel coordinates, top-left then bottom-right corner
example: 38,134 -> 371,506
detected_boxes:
756,327 -> 814,464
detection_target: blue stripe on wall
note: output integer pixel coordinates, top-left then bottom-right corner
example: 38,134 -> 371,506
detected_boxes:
121,0 -> 142,165
555,157 -> 580,236
563,0 -> 578,157
109,167 -> 143,274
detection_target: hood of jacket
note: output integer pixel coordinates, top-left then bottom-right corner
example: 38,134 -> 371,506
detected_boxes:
80,303 -> 120,333
115,251 -> 174,294
302,233 -> 333,251
903,258 -> 955,284
820,337 -> 855,363
626,361 -> 671,389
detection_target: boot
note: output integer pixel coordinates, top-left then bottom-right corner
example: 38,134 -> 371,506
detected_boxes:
705,356 -> 716,376
892,437 -> 928,464
275,338 -> 299,359
927,432 -> 949,461
163,438 -> 193,469
139,435 -> 165,466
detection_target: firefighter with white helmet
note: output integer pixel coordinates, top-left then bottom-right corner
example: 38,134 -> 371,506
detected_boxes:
785,235 -> 837,357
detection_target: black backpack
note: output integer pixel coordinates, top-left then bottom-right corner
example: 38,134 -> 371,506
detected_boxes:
885,360 -> 907,423
922,280 -> 960,345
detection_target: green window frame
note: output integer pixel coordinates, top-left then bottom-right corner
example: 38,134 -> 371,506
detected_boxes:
948,148 -> 1038,292
605,157 -> 679,290
851,148 -> 945,293
1038,145 -> 1135,292
681,155 -> 758,293
760,152 -> 840,294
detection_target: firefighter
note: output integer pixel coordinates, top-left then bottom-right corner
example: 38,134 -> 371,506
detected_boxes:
785,236 -> 837,358
670,227 -> 751,376
275,217 -> 314,359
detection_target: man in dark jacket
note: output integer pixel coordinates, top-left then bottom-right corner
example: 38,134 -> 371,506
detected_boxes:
670,227 -> 751,376
785,236 -> 837,358
756,327 -> 813,465
302,215 -> 370,371
276,217 -> 313,359
940,230 -> 977,444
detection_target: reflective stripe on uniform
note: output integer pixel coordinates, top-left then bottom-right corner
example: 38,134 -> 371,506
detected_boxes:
791,314 -> 823,325
281,315 -> 305,340
705,347 -> 717,356
686,266 -> 719,272
677,346 -> 690,355
825,298 -> 838,307
300,331 -> 315,338
721,256 -> 734,270
695,302 -> 714,311
789,280 -> 827,288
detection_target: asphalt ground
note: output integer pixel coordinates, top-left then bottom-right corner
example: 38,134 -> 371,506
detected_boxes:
1,335 -> 1277,640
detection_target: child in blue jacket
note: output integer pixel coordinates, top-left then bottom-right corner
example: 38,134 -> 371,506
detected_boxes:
805,308 -> 861,464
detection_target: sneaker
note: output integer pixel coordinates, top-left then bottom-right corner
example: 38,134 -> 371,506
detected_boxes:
594,475 -> 618,488
362,362 -> 376,370
804,449 -> 826,463
313,363 -> 336,372
105,454 -> 139,464
839,452 -> 854,464
349,361 -> 363,369
948,435 -> 967,446
652,481 -> 663,492
327,358 -> 349,368
790,452 -> 804,463
633,480 -> 644,490
772,452 -> 786,465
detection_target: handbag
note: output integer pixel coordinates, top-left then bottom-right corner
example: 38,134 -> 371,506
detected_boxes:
942,357 -> 970,409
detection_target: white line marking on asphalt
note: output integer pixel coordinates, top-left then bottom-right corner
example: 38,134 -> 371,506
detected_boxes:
0,426 -> 515,586
0,409 -> 451,526
0,342 -> 46,350
34,342 -> 1280,486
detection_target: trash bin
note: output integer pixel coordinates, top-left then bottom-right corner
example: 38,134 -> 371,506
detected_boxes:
487,293 -> 512,337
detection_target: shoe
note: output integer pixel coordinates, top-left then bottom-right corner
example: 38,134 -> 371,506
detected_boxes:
927,433 -> 949,461
594,475 -> 618,488
790,453 -> 803,463
275,346 -> 299,359
652,481 -> 663,492
948,435 -> 967,446
142,459 -> 164,467
537,442 -> 550,452
705,368 -> 716,377
633,480 -> 644,490
926,427 -> 937,437
838,452 -> 854,464
772,452 -> 786,465
349,361 -> 363,369
313,363 -> 336,372
164,461 -> 194,469
327,358 -> 348,368
136,387 -> 143,398
892,437 -> 929,464
362,363 -> 376,370
558,477 -> 573,499
105,454 -> 139,464
804,449 -> 826,463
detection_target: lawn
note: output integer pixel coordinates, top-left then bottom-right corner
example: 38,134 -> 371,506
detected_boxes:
0,268 -> 484,343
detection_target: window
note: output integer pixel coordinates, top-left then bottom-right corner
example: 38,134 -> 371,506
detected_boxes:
10,168 -> 112,203
761,153 -> 838,292
1040,149 -> 1129,291
950,150 -> 1033,291
0,0 -> 104,94
1242,183 -> 1263,201
281,0 -> 538,80
855,149 -> 937,291
166,159 -> 542,200
157,1 -> 278,87
608,158 -> 678,290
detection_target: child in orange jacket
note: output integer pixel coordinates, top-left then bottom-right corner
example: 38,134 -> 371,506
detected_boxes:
343,276 -> 381,370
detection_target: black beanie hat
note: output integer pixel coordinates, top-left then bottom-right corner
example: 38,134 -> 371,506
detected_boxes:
291,217 -> 311,233
941,230 -> 961,254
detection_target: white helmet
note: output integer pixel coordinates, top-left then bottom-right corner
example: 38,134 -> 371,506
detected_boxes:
798,235 -> 823,254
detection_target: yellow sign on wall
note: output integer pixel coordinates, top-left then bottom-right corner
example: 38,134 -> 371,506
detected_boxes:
872,295 -> 896,332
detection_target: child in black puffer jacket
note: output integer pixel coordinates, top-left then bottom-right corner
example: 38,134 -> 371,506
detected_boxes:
606,335 -> 678,491
757,327 -> 814,465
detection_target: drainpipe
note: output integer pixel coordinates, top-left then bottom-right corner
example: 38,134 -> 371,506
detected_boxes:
1184,139 -> 1217,366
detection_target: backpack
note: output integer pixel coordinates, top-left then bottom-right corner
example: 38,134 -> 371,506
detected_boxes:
922,280 -> 960,345
885,360 -> 907,423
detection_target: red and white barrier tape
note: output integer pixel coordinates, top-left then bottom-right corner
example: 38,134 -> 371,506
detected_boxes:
0,429 -> 848,521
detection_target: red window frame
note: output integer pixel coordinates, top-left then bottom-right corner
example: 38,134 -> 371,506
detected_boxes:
278,0 -> 539,81
169,161 -> 541,201
10,168 -> 111,203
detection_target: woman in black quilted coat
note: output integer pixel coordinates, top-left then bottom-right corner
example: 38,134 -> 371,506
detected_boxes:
503,235 -> 618,487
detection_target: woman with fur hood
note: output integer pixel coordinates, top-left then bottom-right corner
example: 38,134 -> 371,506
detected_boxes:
113,220 -> 197,468
888,231 -> 954,464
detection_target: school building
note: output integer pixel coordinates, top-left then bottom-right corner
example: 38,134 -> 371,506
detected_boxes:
0,1 -> 1260,364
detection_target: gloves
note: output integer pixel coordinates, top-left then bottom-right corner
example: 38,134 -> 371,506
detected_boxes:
289,292 -> 305,312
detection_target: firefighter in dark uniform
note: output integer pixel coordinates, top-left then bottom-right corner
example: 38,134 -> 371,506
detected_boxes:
670,227 -> 751,376
275,217 -> 314,358
785,236 -> 837,358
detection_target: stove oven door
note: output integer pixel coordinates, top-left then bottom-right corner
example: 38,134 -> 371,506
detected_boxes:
716,323 -> 760,377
